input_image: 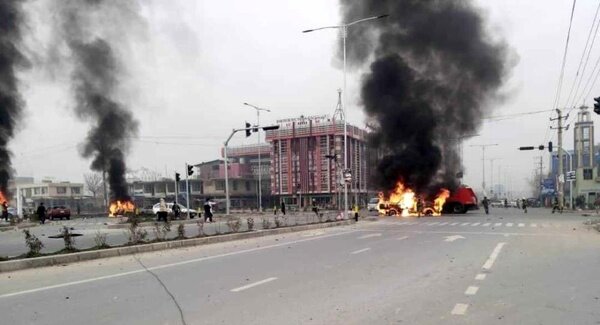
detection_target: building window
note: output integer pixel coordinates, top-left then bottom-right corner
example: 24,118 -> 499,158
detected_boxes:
584,168 -> 593,180
42,187 -> 47,195
34,188 -> 40,195
191,182 -> 202,192
215,180 -> 225,191
245,181 -> 251,191
212,165 -> 219,171
233,180 -> 238,191
167,183 -> 175,192
56,187 -> 67,194
71,187 -> 81,195
179,182 -> 186,192
144,184 -> 153,193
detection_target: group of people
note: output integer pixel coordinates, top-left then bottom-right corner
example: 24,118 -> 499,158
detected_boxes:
481,197 -> 528,214
156,198 -> 215,223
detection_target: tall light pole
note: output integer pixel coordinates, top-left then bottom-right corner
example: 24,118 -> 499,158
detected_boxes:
469,144 -> 498,196
244,103 -> 271,212
487,158 -> 502,197
303,14 -> 388,217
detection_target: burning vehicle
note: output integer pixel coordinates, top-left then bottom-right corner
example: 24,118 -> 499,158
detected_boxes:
377,182 -> 477,216
108,200 -> 136,217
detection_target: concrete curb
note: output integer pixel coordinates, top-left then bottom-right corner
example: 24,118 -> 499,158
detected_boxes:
0,220 -> 353,273
0,222 -> 39,232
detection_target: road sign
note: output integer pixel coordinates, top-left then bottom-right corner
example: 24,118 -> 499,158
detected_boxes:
566,171 -> 576,181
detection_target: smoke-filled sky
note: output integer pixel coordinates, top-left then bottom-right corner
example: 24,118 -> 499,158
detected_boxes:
7,0 -> 600,197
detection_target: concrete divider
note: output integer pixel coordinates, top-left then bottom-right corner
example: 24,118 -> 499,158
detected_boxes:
0,220 -> 353,273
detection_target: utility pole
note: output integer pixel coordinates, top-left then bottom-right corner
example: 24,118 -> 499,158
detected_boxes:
550,109 -> 569,210
534,156 -> 543,201
470,144 -> 499,196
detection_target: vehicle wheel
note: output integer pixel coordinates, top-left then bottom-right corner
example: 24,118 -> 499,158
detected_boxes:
452,204 -> 465,214
66,216 -> 70,220
388,209 -> 398,216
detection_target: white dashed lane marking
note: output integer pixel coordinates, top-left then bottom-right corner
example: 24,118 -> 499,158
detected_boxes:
506,223 -> 513,227
358,233 -> 382,239
518,223 -> 525,227
451,303 -> 469,315
494,223 -> 502,226
482,242 -> 506,270
450,222 -> 459,226
461,222 -> 470,226
471,222 -> 480,226
351,248 -> 371,255
531,223 -> 537,227
482,223 -> 491,226
397,236 -> 409,241
475,273 -> 486,280
465,286 -> 479,295
230,277 -> 278,293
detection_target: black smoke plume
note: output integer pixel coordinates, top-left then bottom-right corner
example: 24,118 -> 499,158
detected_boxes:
340,0 -> 510,197
0,1 -> 27,194
56,0 -> 139,201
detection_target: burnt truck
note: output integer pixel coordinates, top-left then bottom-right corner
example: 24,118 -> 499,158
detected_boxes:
379,186 -> 478,216
441,186 -> 478,214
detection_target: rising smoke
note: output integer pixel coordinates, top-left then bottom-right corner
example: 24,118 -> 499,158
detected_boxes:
340,0 -> 511,197
0,0 -> 27,194
55,0 -> 139,200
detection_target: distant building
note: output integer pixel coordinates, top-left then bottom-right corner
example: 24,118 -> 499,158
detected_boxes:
572,106 -> 600,206
16,180 -> 85,211
265,115 -> 369,208
195,159 -> 260,209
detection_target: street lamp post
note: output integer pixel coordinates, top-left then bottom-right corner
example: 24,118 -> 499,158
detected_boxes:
303,14 -> 388,218
244,103 -> 271,213
558,148 -> 573,209
469,144 -> 499,196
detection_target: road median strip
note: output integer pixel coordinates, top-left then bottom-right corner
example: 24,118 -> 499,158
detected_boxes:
0,220 -> 353,273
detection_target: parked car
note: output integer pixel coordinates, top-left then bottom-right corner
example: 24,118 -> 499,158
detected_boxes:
139,205 -> 155,215
367,197 -> 380,211
152,203 -> 197,219
48,206 -> 71,220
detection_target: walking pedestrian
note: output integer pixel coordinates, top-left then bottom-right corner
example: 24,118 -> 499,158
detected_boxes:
353,204 -> 359,222
281,201 -> 286,216
36,202 -> 46,225
551,196 -> 560,214
204,199 -> 213,223
172,203 -> 181,220
482,196 -> 490,215
158,198 -> 168,222
2,200 -> 9,222
311,200 -> 319,217
522,197 -> 528,214
594,195 -> 600,214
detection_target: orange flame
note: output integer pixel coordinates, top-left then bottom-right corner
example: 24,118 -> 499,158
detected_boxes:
108,200 -> 135,217
0,191 -> 7,205
378,181 -> 449,217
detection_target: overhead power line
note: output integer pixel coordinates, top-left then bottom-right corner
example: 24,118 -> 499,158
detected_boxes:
564,0 -> 600,109
552,0 -> 578,110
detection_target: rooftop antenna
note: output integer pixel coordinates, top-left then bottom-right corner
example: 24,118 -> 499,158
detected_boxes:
332,88 -> 344,121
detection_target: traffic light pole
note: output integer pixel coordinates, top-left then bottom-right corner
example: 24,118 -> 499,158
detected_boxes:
185,163 -> 190,219
224,124 -> 280,215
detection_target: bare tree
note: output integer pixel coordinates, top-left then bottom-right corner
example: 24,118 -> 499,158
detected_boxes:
84,173 -> 103,198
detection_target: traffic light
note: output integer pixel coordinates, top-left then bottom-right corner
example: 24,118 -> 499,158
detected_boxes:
594,97 -> 600,114
187,165 -> 194,176
175,173 -> 181,182
245,122 -> 251,137
548,141 -> 553,152
519,146 -> 535,150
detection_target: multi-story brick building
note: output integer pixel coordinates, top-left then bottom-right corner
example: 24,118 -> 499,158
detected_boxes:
265,115 -> 370,208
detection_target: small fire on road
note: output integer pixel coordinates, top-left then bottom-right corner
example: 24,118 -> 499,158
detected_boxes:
108,200 -> 135,217
0,191 -> 7,205
378,181 -> 449,217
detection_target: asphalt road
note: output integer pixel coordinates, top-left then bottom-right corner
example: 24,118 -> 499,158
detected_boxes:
0,207 -> 599,324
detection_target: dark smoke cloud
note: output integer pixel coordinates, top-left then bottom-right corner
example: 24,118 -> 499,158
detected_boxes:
340,0 -> 511,196
0,0 -> 28,194
55,0 -> 139,200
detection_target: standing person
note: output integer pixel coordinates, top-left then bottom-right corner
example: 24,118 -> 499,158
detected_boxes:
203,199 -> 213,223
522,197 -> 528,214
416,197 -> 424,217
504,198 -> 508,209
551,196 -> 559,214
273,204 -> 278,215
196,205 -> 203,220
1,201 -> 8,222
482,196 -> 490,215
311,200 -> 319,217
158,198 -> 168,222
172,203 -> 181,220
281,201 -> 286,216
36,202 -> 46,225
353,204 -> 359,222
594,195 -> 600,214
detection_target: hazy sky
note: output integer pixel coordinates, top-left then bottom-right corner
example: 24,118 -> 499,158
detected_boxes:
9,0 -> 600,196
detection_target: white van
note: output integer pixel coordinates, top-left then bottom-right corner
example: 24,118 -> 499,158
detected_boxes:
367,197 -> 380,211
